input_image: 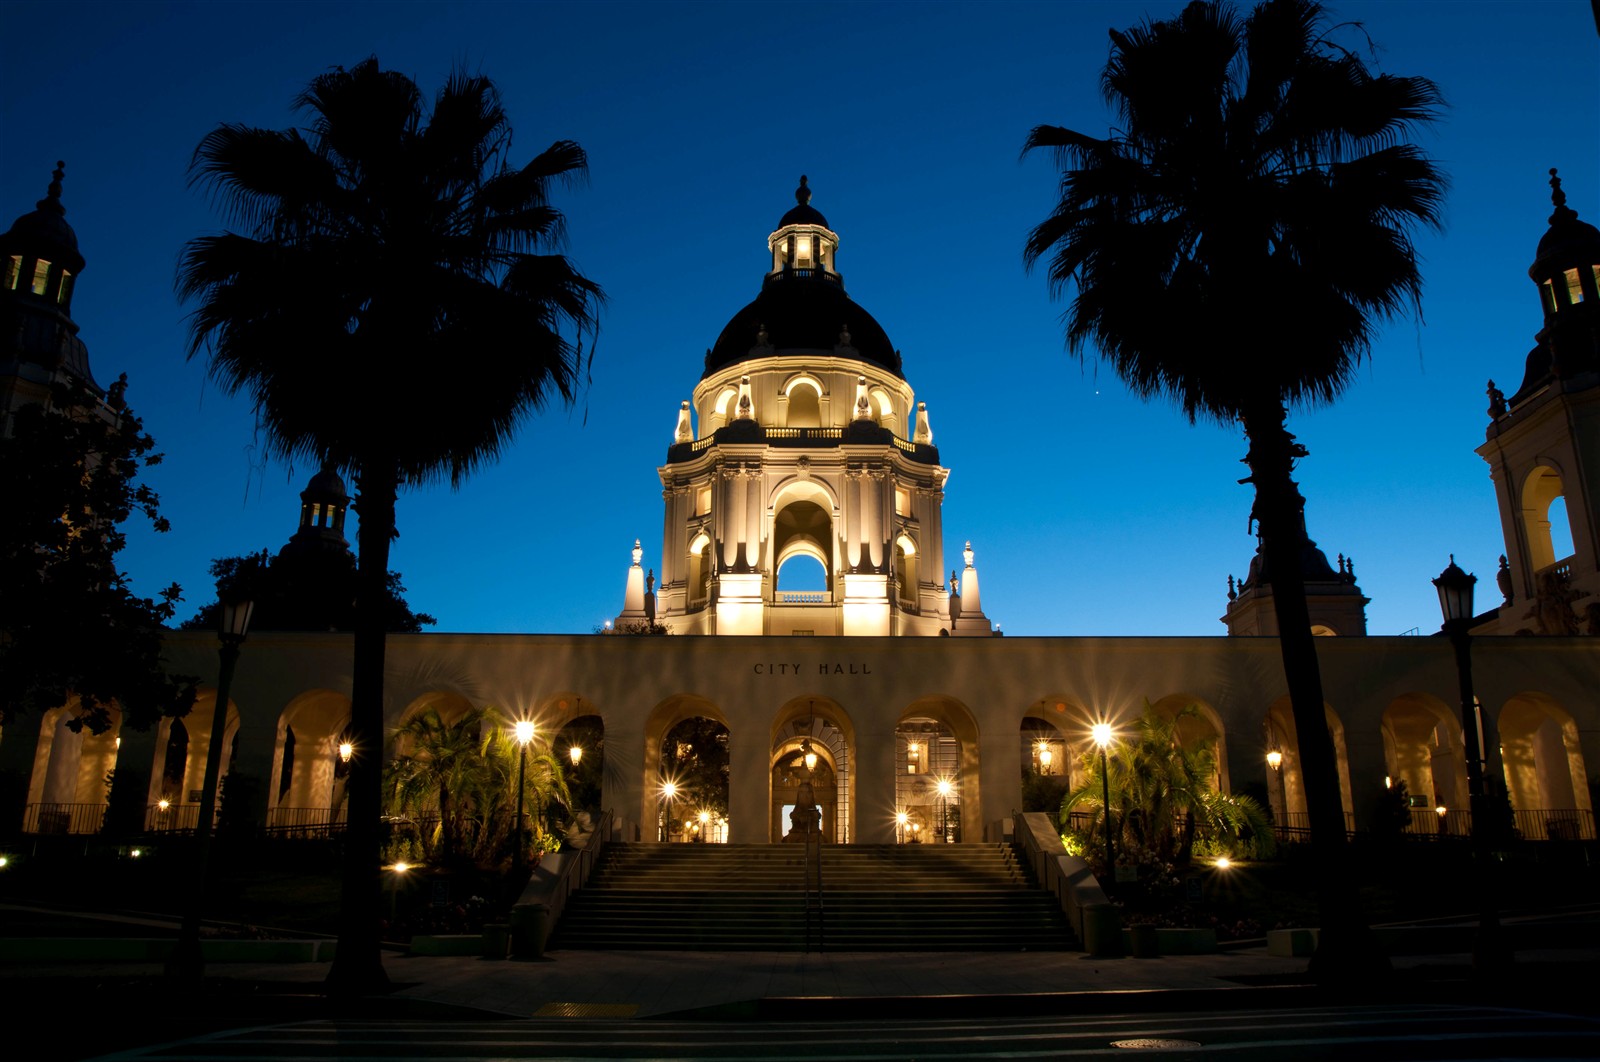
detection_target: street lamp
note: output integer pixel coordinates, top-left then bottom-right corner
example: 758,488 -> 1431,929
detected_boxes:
168,587 -> 253,980
660,781 -> 678,842
936,777 -> 954,843
514,720 -> 535,873
1433,555 -> 1508,972
895,810 -> 909,844
1092,722 -> 1115,888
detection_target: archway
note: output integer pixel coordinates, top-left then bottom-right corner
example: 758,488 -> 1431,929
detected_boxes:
267,689 -> 351,833
1262,698 -> 1354,836
893,534 -> 919,611
785,377 -> 822,428
1379,693 -> 1463,834
770,697 -> 854,843
1521,464 -> 1573,572
1020,712 -> 1069,818
896,697 -> 980,843
772,493 -> 834,598
555,713 -> 605,818
644,696 -> 730,843
1149,693 -> 1231,792
1498,693 -> 1594,839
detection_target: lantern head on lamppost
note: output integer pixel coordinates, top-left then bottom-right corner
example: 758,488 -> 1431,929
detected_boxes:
1433,555 -> 1477,630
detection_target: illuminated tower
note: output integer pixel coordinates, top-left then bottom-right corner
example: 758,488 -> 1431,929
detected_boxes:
1475,169 -> 1600,635
622,177 -> 990,636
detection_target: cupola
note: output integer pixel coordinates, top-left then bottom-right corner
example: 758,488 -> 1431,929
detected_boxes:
704,177 -> 902,378
282,462 -> 352,556
1,162 -> 85,312
1530,168 -> 1600,320
768,176 -> 838,274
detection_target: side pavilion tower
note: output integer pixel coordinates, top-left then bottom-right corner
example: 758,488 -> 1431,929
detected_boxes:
624,177 -> 990,637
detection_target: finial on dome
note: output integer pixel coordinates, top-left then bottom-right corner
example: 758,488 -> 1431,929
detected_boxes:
1549,167 -> 1577,223
39,160 -> 67,215
795,175 -> 811,206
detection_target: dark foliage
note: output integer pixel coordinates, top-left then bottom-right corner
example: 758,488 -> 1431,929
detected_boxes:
0,376 -> 196,733
181,549 -> 435,633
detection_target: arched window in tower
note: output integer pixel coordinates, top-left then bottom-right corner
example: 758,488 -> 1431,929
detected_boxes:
786,379 -> 821,428
709,387 -> 737,434
1521,465 -> 1574,572
1564,267 -> 1586,305
29,259 -> 50,296
772,497 -> 834,599
870,389 -> 896,432
4,255 -> 21,290
687,533 -> 711,610
894,535 -> 918,610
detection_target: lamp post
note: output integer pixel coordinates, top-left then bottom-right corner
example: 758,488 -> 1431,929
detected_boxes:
513,721 -> 535,873
936,778 -> 954,843
660,781 -> 678,842
895,810 -> 909,844
167,588 -> 253,980
1433,556 -> 1508,973
1092,723 -> 1115,889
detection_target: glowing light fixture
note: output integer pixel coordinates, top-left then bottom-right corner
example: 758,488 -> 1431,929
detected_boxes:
514,720 -> 535,746
662,781 -> 678,800
338,741 -> 354,764
569,745 -> 583,766
1215,857 -> 1232,870
1266,749 -> 1283,771
1091,722 -> 1112,750
1435,805 -> 1448,818
393,862 -> 411,873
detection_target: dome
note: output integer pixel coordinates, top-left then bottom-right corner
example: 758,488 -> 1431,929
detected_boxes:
0,162 -> 85,275
777,175 -> 829,229
304,464 -> 349,501
704,276 -> 902,378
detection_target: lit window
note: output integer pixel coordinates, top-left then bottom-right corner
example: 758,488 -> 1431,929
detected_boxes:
895,487 -> 911,516
795,235 -> 812,268
30,259 -> 50,295
697,486 -> 712,515
57,270 -> 73,305
2,255 -> 19,290
1542,279 -> 1558,312
1565,268 -> 1584,305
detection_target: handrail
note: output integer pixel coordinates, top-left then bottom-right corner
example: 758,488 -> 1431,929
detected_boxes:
803,829 -> 824,953
1013,811 -> 1112,947
515,809 -> 614,949
22,802 -> 106,835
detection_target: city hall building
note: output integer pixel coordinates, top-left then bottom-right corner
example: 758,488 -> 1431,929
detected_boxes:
5,171 -> 1597,848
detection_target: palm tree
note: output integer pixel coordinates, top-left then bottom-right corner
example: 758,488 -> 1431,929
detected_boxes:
1063,703 -> 1272,872
385,706 -> 572,865
179,59 -> 602,993
1024,0 -> 1443,980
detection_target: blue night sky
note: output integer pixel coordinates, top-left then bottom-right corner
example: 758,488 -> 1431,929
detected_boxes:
3,1 -> 1596,638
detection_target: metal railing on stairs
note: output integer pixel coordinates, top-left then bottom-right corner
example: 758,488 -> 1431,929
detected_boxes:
803,830 -> 824,953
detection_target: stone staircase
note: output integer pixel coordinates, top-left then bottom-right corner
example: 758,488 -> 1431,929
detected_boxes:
551,842 -> 1076,951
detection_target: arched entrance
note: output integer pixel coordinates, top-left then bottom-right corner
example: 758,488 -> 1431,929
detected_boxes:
1379,693 -> 1463,833
1262,698 -> 1354,836
1149,693 -> 1230,792
896,697 -> 980,843
268,689 -> 351,833
1498,693 -> 1594,839
769,697 -> 854,843
643,696 -> 730,843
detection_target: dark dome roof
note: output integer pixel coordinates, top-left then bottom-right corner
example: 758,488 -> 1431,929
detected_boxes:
777,175 -> 829,230
704,274 -> 901,378
0,163 -> 84,274
303,464 -> 349,500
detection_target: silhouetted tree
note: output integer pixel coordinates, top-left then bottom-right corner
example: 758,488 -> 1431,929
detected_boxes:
181,550 -> 435,633
179,59 -> 602,992
0,376 -> 196,736
1024,0 -> 1443,981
